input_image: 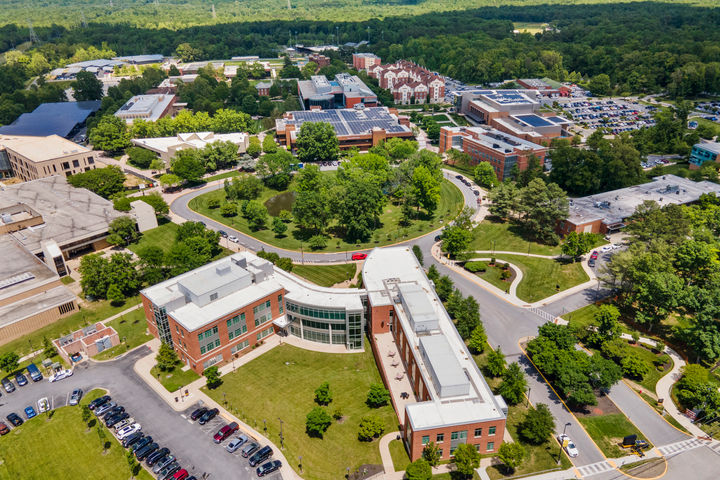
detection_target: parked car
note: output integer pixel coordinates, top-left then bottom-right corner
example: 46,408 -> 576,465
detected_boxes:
117,423 -> 142,440
226,434 -> 249,453
95,401 -> 117,416
153,455 -> 176,474
69,388 -> 83,406
102,405 -> 124,420
158,462 -> 181,480
600,245 -> 613,253
0,422 -> 9,435
198,408 -> 219,425
351,252 -> 367,261
123,432 -> 145,448
37,397 -> 50,413
146,447 -> 170,466
135,442 -> 159,461
48,369 -> 73,382
88,395 -> 111,411
228,235 -> 239,243
15,372 -> 28,386
172,469 -> 189,480
2,377 -> 16,393
257,460 -> 282,477
106,412 -> 129,428
241,442 -> 259,458
248,445 -> 273,467
218,230 -> 228,238
6,413 -> 22,427
26,363 -> 43,382
213,422 -> 239,443
588,258 -> 596,267
557,434 -> 579,457
131,436 -> 153,453
113,417 -> 134,431
189,407 -> 207,421
590,251 -> 599,260
24,406 -> 37,419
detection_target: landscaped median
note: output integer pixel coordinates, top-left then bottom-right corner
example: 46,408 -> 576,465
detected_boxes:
0,389 -> 152,479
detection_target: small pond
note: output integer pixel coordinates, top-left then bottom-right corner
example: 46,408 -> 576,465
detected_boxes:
264,191 -> 296,216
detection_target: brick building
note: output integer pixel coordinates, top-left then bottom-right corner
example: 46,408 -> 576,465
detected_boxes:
439,126 -> 548,181
297,74 -> 377,110
308,53 -> 331,68
368,60 -> 445,105
516,78 -> 571,97
352,53 -> 382,71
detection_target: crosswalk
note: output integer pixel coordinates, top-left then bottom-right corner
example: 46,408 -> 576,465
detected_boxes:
576,461 -> 614,477
657,437 -> 707,456
708,440 -> 720,455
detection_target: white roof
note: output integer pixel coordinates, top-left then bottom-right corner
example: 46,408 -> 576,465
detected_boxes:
131,132 -> 248,154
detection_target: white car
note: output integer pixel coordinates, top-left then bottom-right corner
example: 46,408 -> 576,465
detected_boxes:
48,369 -> 73,382
557,433 -> 579,458
228,235 -> 239,243
600,245 -> 613,253
117,423 -> 141,440
37,397 -> 50,413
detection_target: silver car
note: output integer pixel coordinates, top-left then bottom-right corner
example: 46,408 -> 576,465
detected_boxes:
226,433 -> 249,453
69,388 -> 83,406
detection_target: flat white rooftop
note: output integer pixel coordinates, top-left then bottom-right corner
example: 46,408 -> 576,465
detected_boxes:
115,94 -> 174,123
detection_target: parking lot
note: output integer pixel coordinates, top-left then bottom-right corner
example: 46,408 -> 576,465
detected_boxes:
557,98 -> 656,134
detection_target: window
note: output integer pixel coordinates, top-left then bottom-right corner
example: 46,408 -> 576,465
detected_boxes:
175,326 -> 179,334
422,435 -> 430,445
72,159 -> 80,168
486,442 -> 494,452
257,326 -> 273,341
210,292 -> 218,301
61,162 -> 70,170
87,156 -> 94,164
438,449 -> 443,457
436,433 -> 444,443
474,428 -> 482,438
231,340 -> 249,354
278,295 -> 283,314
488,426 -> 496,436
228,323 -> 247,340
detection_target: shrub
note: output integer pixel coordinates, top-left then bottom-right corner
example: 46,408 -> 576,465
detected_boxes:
622,356 -> 650,379
357,415 -> 384,441
366,383 -> 390,408
208,198 -> 221,209
126,146 -> 156,169
332,408 -> 343,420
275,257 -> 293,271
113,196 -> 131,212
518,403 -> 555,444
308,235 -> 327,250
464,261 -> 487,273
314,381 -> 332,405
500,270 -> 511,280
405,458 -> 432,480
220,202 -> 237,216
305,407 -> 332,437
490,257 -> 496,265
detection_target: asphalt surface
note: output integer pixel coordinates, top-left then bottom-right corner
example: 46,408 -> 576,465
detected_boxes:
0,348 -> 279,480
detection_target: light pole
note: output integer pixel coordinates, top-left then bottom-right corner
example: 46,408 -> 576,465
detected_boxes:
526,386 -> 531,406
563,422 -> 571,436
263,419 -> 267,434
299,456 -> 303,473
278,417 -> 284,449
223,392 -> 227,406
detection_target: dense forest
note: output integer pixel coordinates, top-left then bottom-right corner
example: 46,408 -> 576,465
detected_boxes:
3,0 -> 717,29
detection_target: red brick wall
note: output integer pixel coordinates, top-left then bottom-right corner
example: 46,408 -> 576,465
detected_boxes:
370,305 -> 393,333
405,417 -> 505,460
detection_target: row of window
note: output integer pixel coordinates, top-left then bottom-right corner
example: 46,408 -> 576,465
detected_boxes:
200,338 -> 221,355
231,340 -> 250,354
422,427 -> 497,445
198,326 -> 218,341
257,326 -> 274,341
286,302 -> 345,320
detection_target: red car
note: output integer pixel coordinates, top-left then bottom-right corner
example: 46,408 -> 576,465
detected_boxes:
0,422 -> 9,435
351,253 -> 367,261
172,469 -> 189,480
213,422 -> 239,443
590,251 -> 599,260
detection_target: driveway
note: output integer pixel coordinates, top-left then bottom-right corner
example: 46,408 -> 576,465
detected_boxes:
0,348 -> 279,480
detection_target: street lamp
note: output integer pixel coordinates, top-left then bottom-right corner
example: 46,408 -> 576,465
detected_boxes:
278,417 -> 284,449
299,456 -> 303,473
223,392 -> 227,406
526,386 -> 531,407
263,419 -> 267,434
563,422 -> 571,436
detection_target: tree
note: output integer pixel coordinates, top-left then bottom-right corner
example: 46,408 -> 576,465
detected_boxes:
336,171 -> 385,242
488,182 -> 519,219
292,165 -> 332,233
220,202 -> 237,216
422,441 -> 441,467
106,283 -> 125,306
172,150 -> 205,182
136,245 -> 166,286
497,442 -> 525,473
159,174 -> 182,189
140,193 -> 169,215
306,406 -> 332,437
499,362 -> 528,405
246,136 -> 262,158
595,305 -> 622,342
276,257 -> 293,271
227,175 -> 263,201
89,116 -> 131,153
67,166 -> 126,198
126,147 -> 156,169
561,231 -> 592,260
262,134 -> 278,154
314,381 -> 332,405
0,352 -> 19,373
243,200 -> 268,230
256,149 -> 293,190
518,179 -> 569,244
204,365 -> 222,389
440,225 -> 472,258
366,383 -> 391,408
73,71 -> 103,101
175,43 -> 201,62
296,122 -> 339,163
272,217 -> 287,237
622,356 -> 650,380
97,425 -> 108,453
518,403 -> 556,444
43,337 -> 56,358
127,449 -> 138,479
357,415 -> 384,441
453,443 -> 481,478
486,347 -> 506,377
468,326 -> 487,353
474,162 -> 498,189
156,342 -> 179,371
435,275 -> 454,302
412,245 -> 424,266
107,216 -> 140,247
113,196 -> 131,212
81,405 -> 92,429
454,295 -> 481,340
412,165 -> 441,214
588,74 -> 612,96
405,458 -> 432,480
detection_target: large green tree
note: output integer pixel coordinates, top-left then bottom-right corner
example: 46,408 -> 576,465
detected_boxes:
67,165 -> 126,199
172,149 -> 205,182
73,71 -> 103,101
89,116 -> 131,153
296,122 -> 339,163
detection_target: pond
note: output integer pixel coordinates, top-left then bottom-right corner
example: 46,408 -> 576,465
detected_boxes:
264,191 -> 296,216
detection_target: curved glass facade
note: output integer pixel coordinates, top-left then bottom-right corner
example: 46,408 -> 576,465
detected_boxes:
286,300 -> 364,349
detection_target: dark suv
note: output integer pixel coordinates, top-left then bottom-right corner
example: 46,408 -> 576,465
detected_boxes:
198,408 -> 219,425
248,446 -> 273,467
6,413 -> 23,427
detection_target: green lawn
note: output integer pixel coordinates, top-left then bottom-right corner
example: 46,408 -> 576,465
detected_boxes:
389,439 -> 411,471
628,345 -> 671,392
0,296 -> 141,359
94,307 -> 153,361
127,220 -> 180,254
0,389 -> 152,480
151,365 -> 201,392
204,170 -> 241,183
696,118 -> 720,138
563,305 -> 634,335
188,173 -> 463,253
487,401 -> 571,480
203,344 -> 398,480
492,254 -> 589,303
471,264 -> 512,292
577,413 -> 650,458
469,219 -> 562,256
292,263 -> 357,287
60,276 -> 76,285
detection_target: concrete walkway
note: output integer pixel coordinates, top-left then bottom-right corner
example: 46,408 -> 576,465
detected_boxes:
378,431 -> 456,480
655,347 -> 706,437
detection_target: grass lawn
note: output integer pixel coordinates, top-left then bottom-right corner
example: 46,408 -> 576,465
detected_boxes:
492,254 -> 589,303
487,401 -> 572,480
0,388 -> 152,480
127,220 -> 180,255
563,305 -> 634,335
0,296 -> 141,359
442,162 -> 476,178
94,307 -> 153,361
469,219 -> 562,256
291,263 -> 357,287
189,173 -> 463,253
627,344 -> 671,392
204,170 -> 241,183
202,344 -> 398,480
61,276 -> 76,285
450,113 -> 470,126
151,365 -> 201,392
696,118 -> 720,137
577,413 -> 650,458
473,264 -> 512,292
389,439 -> 411,471
513,22 -> 549,34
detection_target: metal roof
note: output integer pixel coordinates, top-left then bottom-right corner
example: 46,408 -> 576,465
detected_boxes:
0,101 -> 101,138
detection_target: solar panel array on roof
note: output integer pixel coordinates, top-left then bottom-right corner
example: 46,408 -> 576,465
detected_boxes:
515,114 -> 552,127
0,101 -> 101,138
289,108 -> 409,137
547,116 -> 570,124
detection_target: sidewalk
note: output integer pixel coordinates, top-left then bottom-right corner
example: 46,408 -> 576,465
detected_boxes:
655,347 -> 706,437
378,431 -> 456,480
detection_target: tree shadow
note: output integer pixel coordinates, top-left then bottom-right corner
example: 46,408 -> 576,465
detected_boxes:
87,419 -> 97,428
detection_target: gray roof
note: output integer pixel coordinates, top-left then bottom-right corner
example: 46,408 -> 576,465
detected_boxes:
178,262 -> 251,297
419,335 -> 470,398
0,176 -> 122,254
398,283 -> 437,332
694,142 -> 720,154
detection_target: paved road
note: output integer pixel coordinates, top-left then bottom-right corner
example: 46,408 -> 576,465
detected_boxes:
0,349 -> 279,480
